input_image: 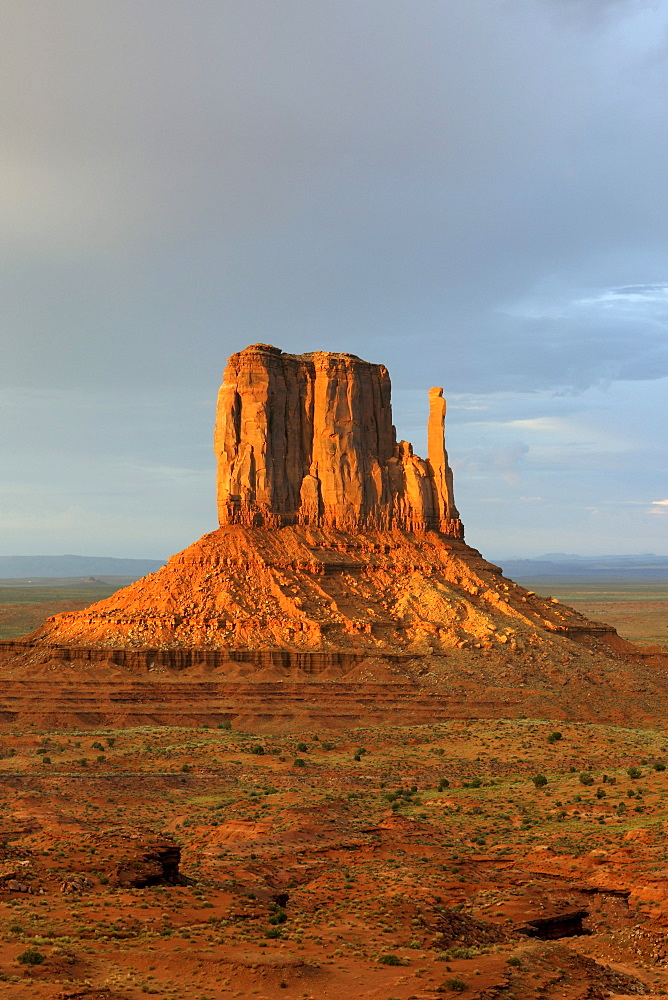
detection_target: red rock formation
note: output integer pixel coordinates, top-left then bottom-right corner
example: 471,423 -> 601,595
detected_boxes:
4,340 -> 666,731
214,344 -> 462,535
427,387 -> 458,522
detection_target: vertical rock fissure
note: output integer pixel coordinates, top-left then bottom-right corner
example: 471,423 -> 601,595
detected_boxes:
214,343 -> 463,537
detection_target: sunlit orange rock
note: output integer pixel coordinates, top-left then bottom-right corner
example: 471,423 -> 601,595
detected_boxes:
214,343 -> 461,534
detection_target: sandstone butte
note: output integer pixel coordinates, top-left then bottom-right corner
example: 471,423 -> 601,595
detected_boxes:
1,341 -> 667,729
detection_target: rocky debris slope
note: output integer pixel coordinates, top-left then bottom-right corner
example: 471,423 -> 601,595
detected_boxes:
5,522 -> 668,727
20,526 -> 621,655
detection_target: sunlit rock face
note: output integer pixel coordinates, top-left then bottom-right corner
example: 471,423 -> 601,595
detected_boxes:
214,343 -> 461,535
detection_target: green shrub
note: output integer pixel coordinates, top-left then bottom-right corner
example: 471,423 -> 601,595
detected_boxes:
378,954 -> 405,966
296,742 -> 307,753
265,927 -> 281,939
547,732 -> 562,744
532,774 -> 548,788
507,955 -> 522,967
17,949 -> 45,966
438,779 -> 450,790
595,787 -> 606,799
440,977 -> 467,992
579,772 -> 594,786
654,761 -> 666,771
181,764 -> 190,772
441,946 -> 479,960
217,721 -> 232,730
250,745 -> 265,755
293,758 -> 306,767
627,766 -> 642,780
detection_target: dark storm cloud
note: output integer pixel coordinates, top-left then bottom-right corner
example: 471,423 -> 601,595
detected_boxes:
1,0 -> 667,554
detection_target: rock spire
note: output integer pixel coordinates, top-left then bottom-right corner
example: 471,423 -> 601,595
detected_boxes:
214,343 -> 462,535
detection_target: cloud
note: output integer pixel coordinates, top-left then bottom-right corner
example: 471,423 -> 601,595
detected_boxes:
1,1 -> 668,555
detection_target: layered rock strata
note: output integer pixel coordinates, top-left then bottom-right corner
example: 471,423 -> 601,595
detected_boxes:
214,343 -> 462,534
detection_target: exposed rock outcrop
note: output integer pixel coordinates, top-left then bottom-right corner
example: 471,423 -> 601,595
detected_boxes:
114,836 -> 190,888
214,343 -> 462,534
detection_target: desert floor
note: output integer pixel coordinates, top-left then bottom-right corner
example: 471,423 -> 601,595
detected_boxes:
0,717 -> 667,997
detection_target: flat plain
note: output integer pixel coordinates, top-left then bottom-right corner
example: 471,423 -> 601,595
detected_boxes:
514,578 -> 668,651
0,584 -> 117,642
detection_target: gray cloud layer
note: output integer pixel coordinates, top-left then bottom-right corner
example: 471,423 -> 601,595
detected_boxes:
1,0 -> 667,556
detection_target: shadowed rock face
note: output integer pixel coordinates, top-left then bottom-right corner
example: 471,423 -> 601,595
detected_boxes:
214,343 -> 461,534
519,910 -> 590,940
113,836 -> 192,888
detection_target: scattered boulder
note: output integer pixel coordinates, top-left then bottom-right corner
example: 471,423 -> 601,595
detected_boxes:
0,860 -> 30,882
6,878 -> 32,893
60,875 -> 93,893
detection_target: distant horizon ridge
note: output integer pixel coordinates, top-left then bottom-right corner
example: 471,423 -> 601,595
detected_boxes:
497,552 -> 668,580
1,551 -> 667,580
0,555 -> 166,579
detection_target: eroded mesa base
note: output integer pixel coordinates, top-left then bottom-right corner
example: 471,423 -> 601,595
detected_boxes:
1,635 -> 667,730
1,523 -> 666,728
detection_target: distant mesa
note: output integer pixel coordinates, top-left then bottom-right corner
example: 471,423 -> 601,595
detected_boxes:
0,555 -> 165,580
501,553 -> 668,581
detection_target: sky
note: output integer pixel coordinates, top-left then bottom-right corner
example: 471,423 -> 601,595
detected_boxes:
1,0 -> 667,561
